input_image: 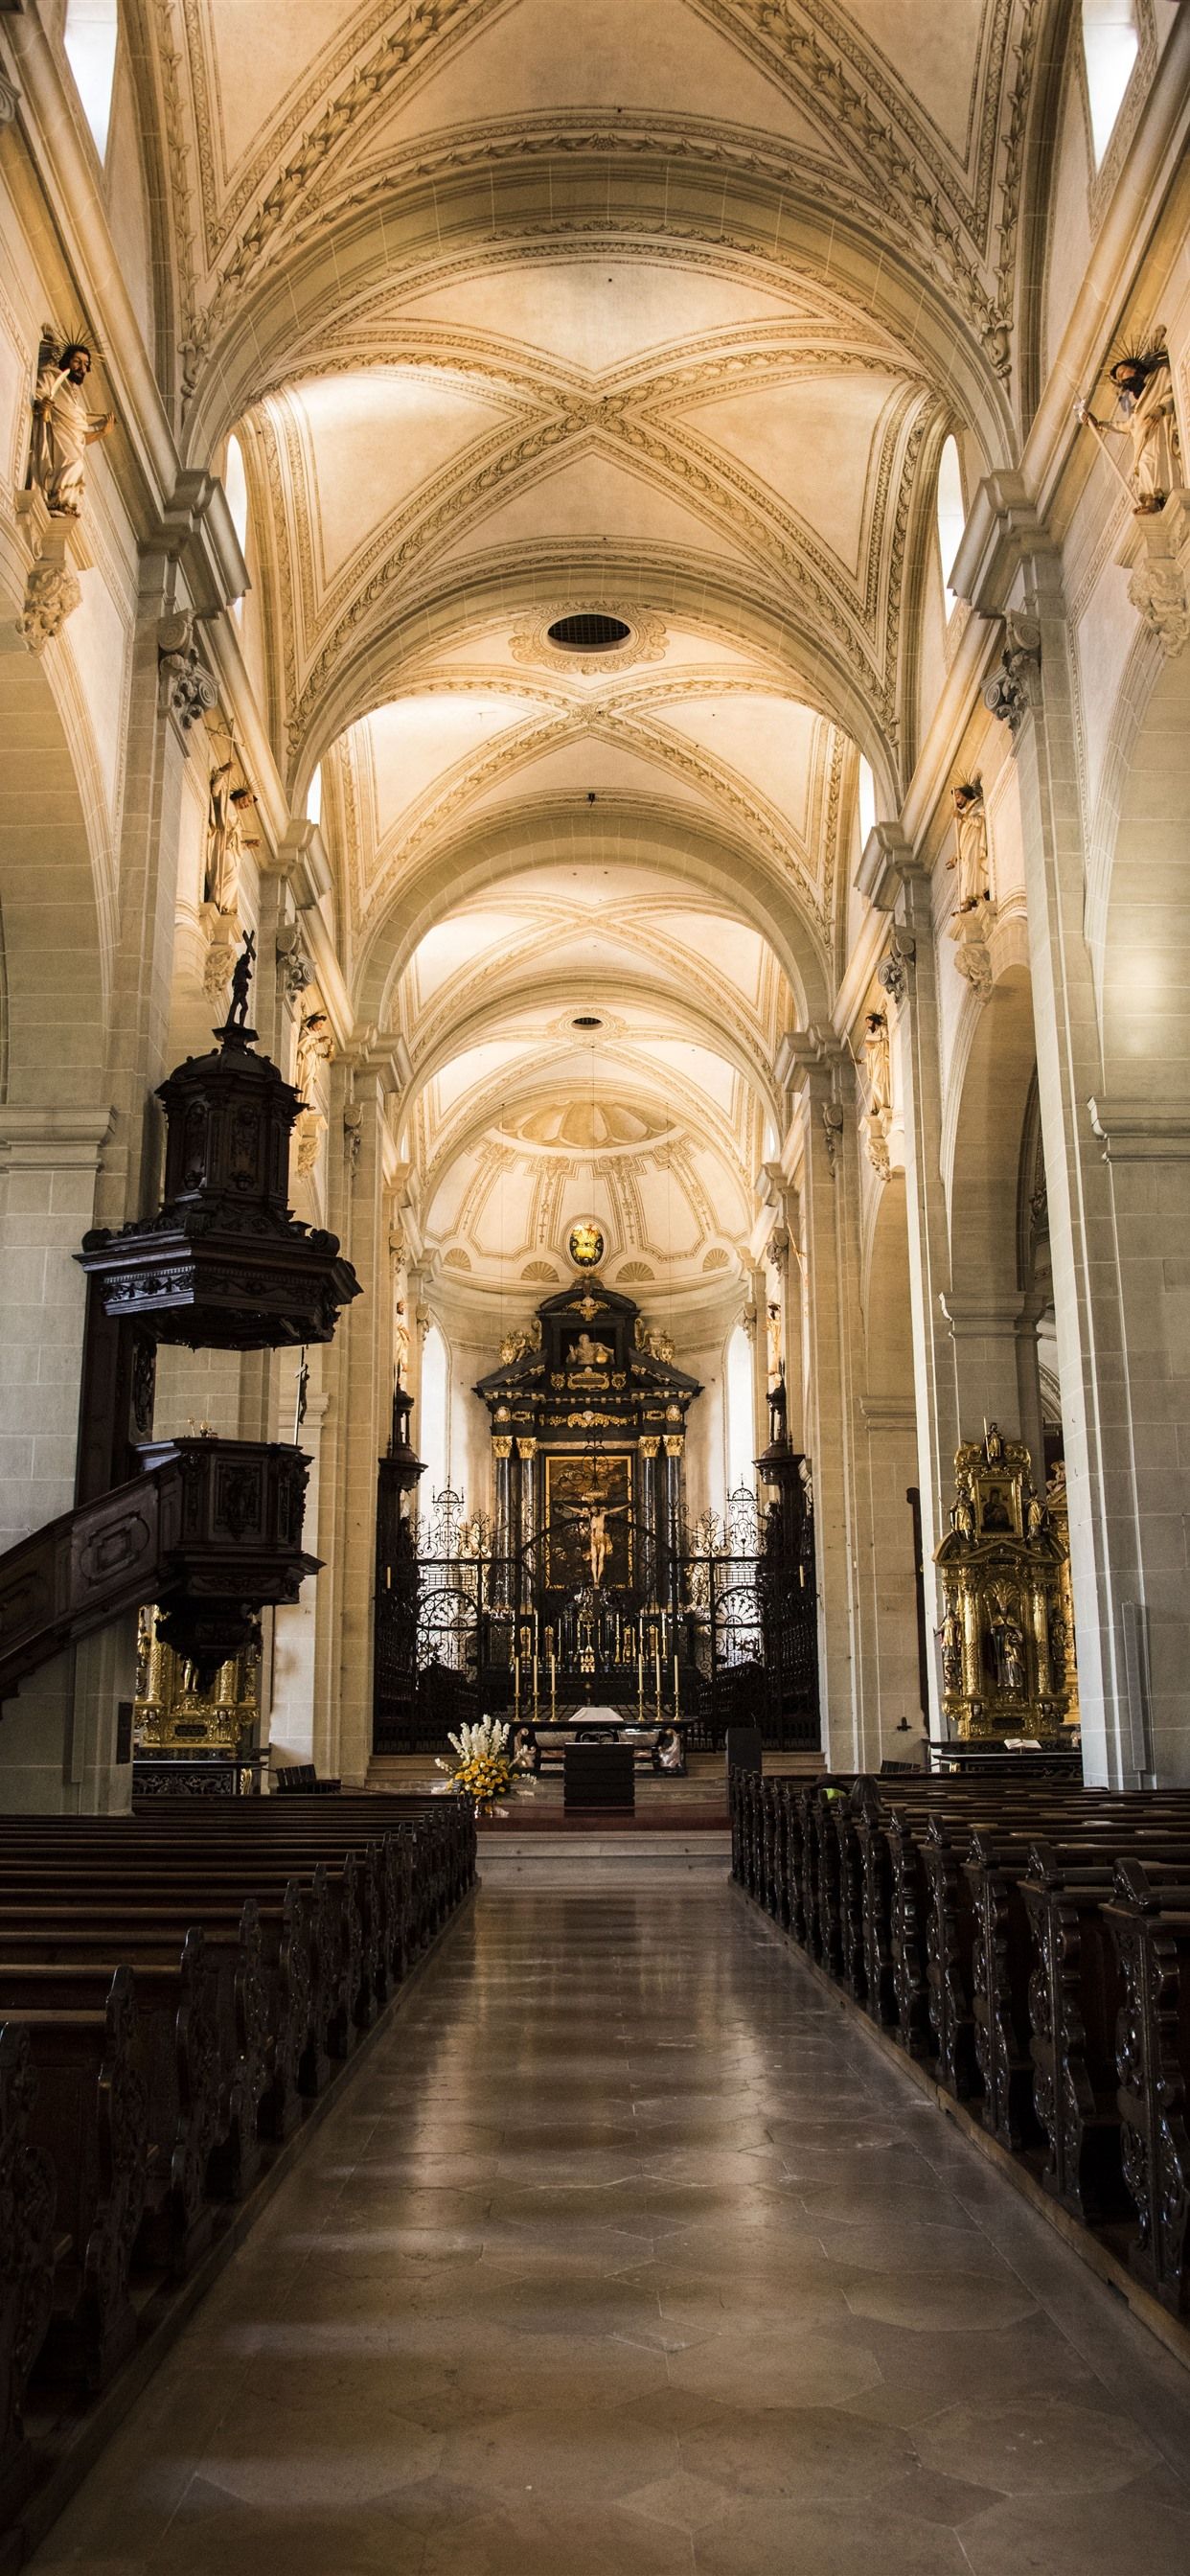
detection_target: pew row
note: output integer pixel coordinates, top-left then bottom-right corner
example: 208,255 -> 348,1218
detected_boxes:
0,1795 -> 475,2542
730,1766 -> 1190,2320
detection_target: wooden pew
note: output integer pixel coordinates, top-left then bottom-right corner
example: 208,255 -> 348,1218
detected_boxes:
0,2023 -> 56,2524
0,1938 -> 222,2278
8,1970 -> 148,2390
1105,1862 -> 1190,2315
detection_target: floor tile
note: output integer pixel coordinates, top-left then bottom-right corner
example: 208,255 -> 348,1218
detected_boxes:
25,1883 -> 1190,2576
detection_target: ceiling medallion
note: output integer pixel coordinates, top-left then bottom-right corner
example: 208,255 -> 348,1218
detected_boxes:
568,1220 -> 605,1271
510,605 -> 667,677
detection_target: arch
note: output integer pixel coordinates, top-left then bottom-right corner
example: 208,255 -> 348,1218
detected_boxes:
287,550 -> 904,824
354,800 -> 833,1036
400,971 -> 787,1138
182,150 -> 1015,481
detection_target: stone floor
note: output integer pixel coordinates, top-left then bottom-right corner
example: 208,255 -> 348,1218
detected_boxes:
29,1881 -> 1190,2575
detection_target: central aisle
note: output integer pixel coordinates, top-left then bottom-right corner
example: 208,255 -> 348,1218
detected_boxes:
33,1885 -> 1190,2576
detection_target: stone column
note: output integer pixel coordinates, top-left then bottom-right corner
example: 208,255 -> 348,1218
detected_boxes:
955,493 -> 1171,1781
517,1437 -> 538,1567
0,1108 -> 130,1808
320,1058 -> 391,1786
780,1033 -> 870,1765
861,832 -> 961,1734
938,1290 -> 1030,1440
663,1435 -> 685,1615
492,1438 -> 514,1560
271,1380 -> 331,1774
637,1436 -> 659,1598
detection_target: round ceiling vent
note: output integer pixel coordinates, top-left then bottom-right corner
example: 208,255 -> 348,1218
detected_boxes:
572,1014 -> 603,1029
546,613 -> 631,652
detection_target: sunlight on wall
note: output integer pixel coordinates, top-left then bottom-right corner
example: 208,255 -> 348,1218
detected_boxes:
306,766 -> 323,830
935,435 -> 966,608
421,1322 -> 450,1503
224,433 -> 249,619
1082,1 -> 1139,165
726,1321 -> 755,1502
64,0 -> 119,161
858,755 -> 876,846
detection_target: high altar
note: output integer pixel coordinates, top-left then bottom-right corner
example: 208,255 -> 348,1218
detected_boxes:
372,1252 -> 820,1756
474,1261 -> 701,1686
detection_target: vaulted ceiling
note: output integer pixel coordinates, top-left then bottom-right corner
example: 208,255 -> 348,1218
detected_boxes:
150,0 -> 1047,1292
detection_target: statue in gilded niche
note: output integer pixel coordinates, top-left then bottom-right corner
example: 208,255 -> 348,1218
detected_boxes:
990,1605 -> 1027,1697
30,340 -> 114,518
1077,346 -> 1180,516
571,1330 -> 612,1368
939,1609 -> 964,1693
948,780 -> 990,912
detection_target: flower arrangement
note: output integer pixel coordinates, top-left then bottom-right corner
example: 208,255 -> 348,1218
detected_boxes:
433,1714 -> 528,1818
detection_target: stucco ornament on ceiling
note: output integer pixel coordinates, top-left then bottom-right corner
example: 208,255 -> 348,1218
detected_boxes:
510,604 -> 669,677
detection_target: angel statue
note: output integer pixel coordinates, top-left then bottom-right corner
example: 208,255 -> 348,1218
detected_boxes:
30,339 -> 114,519
1076,346 -> 1180,516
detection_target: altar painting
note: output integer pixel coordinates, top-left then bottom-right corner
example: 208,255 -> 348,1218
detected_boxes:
545,1454 -> 633,1590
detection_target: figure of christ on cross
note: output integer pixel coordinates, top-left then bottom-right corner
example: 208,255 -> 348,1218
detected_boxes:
556,1490 -> 629,1588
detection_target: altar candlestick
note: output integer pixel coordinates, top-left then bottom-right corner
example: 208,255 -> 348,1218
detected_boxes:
673,1652 -> 679,1715
533,1655 -> 538,1715
514,1653 -> 520,1712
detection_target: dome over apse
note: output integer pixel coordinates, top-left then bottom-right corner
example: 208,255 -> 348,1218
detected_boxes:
504,1099 -> 671,1151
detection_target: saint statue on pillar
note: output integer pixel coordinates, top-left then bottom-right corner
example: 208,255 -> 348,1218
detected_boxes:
30,340 -> 114,518
861,1009 -> 891,1115
949,781 -> 990,911
1077,346 -> 1179,516
207,764 -> 259,915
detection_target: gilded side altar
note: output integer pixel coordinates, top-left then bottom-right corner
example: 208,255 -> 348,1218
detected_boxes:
133,1603 -> 260,1754
934,1428 -> 1077,1739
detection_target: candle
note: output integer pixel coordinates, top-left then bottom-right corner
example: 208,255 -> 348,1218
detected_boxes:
673,1652 -> 679,1715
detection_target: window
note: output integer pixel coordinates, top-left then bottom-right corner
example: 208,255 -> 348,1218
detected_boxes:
224,432 -> 249,556
1082,2 -> 1140,164
857,755 -> 876,848
935,435 -> 966,609
306,766 -> 323,831
64,1 -> 119,161
420,1322 -> 449,1503
725,1322 -> 755,1505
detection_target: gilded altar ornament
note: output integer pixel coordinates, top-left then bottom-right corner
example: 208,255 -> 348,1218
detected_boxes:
567,1220 -> 605,1270
133,1604 -> 260,1754
934,1427 -> 1077,1738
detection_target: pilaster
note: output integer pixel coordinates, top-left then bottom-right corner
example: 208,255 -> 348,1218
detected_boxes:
865,835 -> 959,1733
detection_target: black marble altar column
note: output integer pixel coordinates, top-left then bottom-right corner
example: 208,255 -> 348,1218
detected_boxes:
636,1435 -> 659,1598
